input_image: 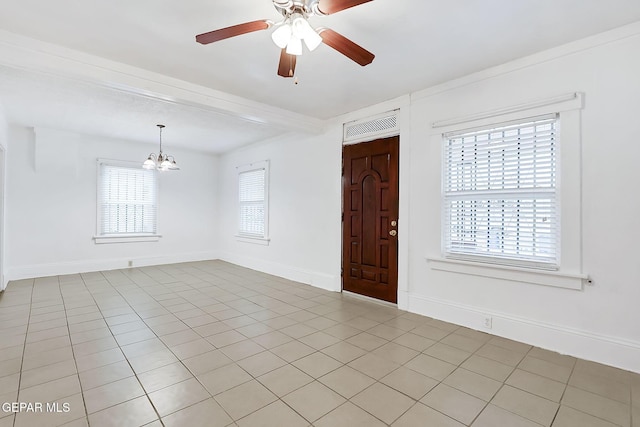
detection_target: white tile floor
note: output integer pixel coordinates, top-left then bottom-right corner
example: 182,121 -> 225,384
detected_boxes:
0,260 -> 638,426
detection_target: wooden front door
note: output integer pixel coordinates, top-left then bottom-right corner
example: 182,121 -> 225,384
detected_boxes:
342,136 -> 399,303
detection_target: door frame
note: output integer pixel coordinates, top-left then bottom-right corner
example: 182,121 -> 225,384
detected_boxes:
340,136 -> 408,307
341,136 -> 400,303
339,104 -> 411,309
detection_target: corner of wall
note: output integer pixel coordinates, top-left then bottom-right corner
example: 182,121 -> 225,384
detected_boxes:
219,251 -> 341,293
6,250 -> 220,282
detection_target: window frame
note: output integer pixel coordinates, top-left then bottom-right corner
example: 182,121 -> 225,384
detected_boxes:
441,115 -> 559,270
236,160 -> 270,245
94,159 -> 161,244
426,92 -> 586,290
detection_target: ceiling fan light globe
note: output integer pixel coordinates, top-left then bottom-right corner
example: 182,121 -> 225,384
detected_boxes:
286,36 -> 303,56
271,24 -> 292,49
291,16 -> 311,39
303,29 -> 323,51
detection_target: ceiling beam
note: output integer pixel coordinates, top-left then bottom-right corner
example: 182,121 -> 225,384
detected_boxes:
0,30 -> 326,135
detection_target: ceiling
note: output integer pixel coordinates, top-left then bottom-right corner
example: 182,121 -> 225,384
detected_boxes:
1,0 -> 640,153
0,65 -> 286,153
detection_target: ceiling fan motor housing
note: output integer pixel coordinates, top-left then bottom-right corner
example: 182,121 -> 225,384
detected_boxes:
273,0 -> 324,17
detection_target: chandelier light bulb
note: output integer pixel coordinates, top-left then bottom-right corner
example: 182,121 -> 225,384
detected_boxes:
143,155 -> 156,170
160,158 -> 172,171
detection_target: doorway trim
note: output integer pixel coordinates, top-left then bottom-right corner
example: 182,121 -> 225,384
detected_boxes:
340,106 -> 410,309
342,136 -> 399,303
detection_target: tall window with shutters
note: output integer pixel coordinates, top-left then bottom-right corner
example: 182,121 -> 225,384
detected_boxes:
97,161 -> 158,238
443,115 -> 558,268
237,160 -> 269,241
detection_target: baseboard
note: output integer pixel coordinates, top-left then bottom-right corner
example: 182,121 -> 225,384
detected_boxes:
6,251 -> 219,281
397,290 -> 410,311
409,293 -> 640,374
219,252 -> 340,293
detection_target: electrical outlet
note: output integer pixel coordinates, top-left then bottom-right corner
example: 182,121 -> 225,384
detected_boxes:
128,260 -> 133,267
483,316 -> 493,329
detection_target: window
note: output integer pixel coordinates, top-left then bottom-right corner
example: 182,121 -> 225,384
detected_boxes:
443,115 -> 558,268
237,160 -> 269,243
95,160 -> 158,243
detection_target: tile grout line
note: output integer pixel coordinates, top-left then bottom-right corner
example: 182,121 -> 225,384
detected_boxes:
135,263 -> 347,424
57,275 -> 91,426
123,268 -> 240,420
112,266 -> 223,425
122,265 -> 240,424
4,261 -> 638,427
631,381 -> 635,427
170,290 -> 340,424
547,347 -> 577,427
78,269 -> 169,427
137,263 -> 351,424
12,277 -> 35,427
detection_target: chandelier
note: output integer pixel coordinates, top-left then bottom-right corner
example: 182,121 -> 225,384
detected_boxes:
143,124 -> 179,171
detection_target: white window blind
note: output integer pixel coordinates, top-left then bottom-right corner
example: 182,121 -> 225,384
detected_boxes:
239,167 -> 266,237
443,115 -> 558,267
98,163 -> 157,235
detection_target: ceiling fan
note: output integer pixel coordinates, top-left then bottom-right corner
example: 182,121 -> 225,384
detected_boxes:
195,0 -> 375,79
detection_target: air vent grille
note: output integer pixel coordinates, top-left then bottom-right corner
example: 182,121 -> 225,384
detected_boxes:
344,111 -> 399,143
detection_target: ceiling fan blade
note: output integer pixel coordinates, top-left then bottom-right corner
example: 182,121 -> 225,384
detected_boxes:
277,49 -> 297,78
315,0 -> 373,15
318,28 -> 375,66
196,20 -> 271,45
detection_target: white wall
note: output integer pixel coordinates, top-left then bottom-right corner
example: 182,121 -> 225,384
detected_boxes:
5,126 -> 219,279
217,130 -> 343,291
216,26 -> 640,372
0,103 -> 7,290
408,29 -> 640,372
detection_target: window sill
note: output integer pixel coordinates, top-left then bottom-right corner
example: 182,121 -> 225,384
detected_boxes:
94,235 -> 161,244
426,256 -> 588,290
235,235 -> 270,246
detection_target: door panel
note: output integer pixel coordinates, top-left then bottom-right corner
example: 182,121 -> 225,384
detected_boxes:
342,136 -> 399,303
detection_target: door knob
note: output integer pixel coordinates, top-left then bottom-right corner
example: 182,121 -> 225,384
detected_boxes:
389,230 -> 397,236
391,220 -> 397,227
